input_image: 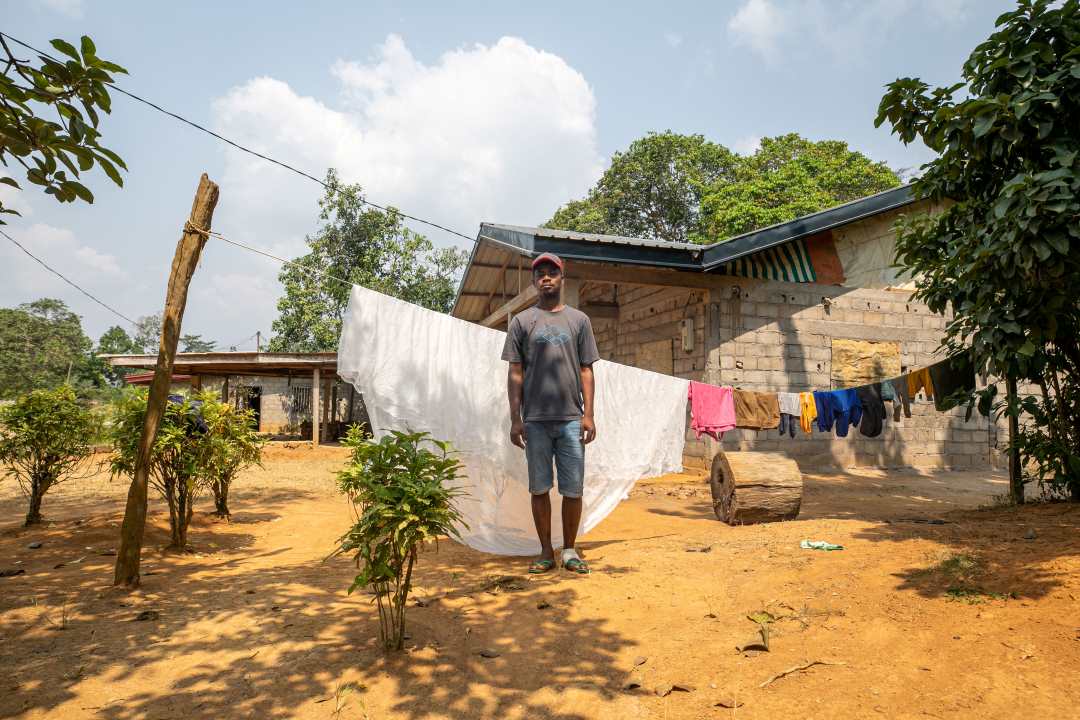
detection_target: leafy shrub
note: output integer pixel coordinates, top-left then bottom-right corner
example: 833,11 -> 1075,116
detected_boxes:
199,399 -> 264,518
332,426 -> 466,651
0,386 -> 98,525
109,390 -> 219,549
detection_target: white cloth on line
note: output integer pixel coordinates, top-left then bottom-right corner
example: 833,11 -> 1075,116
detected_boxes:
337,284 -> 690,556
777,391 -> 801,416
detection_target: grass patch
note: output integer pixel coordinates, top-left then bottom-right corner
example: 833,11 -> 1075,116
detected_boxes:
916,552 -> 1012,604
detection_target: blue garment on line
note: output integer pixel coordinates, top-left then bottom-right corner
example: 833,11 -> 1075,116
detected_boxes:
813,389 -> 863,438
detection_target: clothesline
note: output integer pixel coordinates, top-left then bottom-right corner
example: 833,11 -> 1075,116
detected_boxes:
688,352 -> 976,442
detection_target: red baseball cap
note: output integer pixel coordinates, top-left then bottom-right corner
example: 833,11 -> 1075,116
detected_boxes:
531,252 -> 564,271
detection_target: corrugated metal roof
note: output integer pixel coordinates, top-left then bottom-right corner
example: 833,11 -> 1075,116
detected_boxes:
452,184 -> 917,320
475,184 -> 914,268
480,224 -> 703,251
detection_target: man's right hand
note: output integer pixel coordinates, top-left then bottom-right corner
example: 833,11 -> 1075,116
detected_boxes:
510,420 -> 526,449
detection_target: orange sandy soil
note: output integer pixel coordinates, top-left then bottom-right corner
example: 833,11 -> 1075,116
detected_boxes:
1,443 -> 1079,720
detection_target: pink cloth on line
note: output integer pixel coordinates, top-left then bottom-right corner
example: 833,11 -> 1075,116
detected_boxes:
688,381 -> 737,440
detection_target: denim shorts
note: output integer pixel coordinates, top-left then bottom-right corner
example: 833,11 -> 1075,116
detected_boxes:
524,420 -> 584,498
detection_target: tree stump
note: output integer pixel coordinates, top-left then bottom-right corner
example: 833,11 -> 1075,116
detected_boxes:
709,451 -> 802,525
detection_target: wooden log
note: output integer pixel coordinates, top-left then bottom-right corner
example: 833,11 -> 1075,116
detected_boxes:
113,173 -> 219,588
709,451 -> 802,525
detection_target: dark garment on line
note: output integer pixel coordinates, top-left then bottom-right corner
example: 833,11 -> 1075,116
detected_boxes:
502,305 -> 600,422
778,413 -> 798,438
733,389 -> 781,430
928,353 -> 976,412
815,388 -> 863,438
813,391 -> 828,433
889,377 -> 912,420
857,383 -> 886,438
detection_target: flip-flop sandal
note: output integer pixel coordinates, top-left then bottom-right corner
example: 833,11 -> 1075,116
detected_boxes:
563,557 -> 590,575
529,558 -> 556,574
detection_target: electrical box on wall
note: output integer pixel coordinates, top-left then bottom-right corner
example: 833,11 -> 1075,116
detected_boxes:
681,318 -> 694,353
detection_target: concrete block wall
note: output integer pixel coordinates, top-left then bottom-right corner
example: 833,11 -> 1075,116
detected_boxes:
228,375 -> 356,434
585,285 -> 709,469
707,278 -> 994,471
581,277 -> 996,473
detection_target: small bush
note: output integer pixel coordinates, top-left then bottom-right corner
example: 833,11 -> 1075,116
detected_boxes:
332,426 -> 466,651
109,390 -> 221,549
200,399 -> 264,518
0,386 -> 98,525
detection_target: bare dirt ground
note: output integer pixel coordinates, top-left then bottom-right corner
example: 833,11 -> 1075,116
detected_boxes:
1,443 -> 1078,719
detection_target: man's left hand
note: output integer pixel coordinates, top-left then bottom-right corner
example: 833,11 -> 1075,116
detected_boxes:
581,416 -> 596,444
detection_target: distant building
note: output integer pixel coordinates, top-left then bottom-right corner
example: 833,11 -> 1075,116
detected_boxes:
107,352 -> 366,443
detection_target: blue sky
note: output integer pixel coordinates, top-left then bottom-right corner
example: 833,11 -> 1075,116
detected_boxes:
1,0 -> 1013,346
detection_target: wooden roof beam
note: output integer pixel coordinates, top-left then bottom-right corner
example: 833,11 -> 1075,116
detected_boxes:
481,285 -> 537,328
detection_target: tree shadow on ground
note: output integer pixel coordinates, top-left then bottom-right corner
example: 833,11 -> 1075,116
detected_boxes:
854,501 -> 1080,601
0,510 -> 637,719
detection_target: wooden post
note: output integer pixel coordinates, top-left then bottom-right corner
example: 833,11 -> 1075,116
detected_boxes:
322,379 -> 330,441
114,173 -> 219,588
312,367 -> 321,445
1006,374 -> 1024,505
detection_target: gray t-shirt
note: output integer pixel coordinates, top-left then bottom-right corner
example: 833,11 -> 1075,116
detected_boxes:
501,305 -> 600,422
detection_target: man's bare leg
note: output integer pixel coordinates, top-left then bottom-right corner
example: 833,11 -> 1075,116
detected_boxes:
561,496 -> 583,551
531,492 -> 554,561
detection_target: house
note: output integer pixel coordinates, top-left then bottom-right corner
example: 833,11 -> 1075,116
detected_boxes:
107,352 -> 366,443
451,185 -> 999,472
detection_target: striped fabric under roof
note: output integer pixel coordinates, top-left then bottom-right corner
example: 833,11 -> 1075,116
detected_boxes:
718,237 -> 817,283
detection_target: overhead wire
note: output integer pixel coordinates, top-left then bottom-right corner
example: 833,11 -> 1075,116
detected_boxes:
1,227 -> 139,325
209,230 -> 359,290
0,31 -> 479,244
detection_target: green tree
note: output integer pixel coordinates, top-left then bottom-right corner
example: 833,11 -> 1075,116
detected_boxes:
0,34 -> 127,223
876,0 -> 1080,499
132,313 -> 161,353
332,427 -> 466,651
269,169 -> 467,352
180,334 -> 215,353
701,134 -> 900,239
0,386 -> 98,525
546,131 -> 738,243
0,298 -> 97,398
94,324 -> 139,385
545,131 -> 898,244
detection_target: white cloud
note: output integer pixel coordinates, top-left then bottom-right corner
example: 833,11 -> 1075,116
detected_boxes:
664,32 -> 684,49
211,34 -> 602,252
203,34 -> 602,344
33,0 -> 84,19
728,0 -> 788,61
0,221 -> 127,327
0,183 -> 33,219
727,0 -> 974,62
733,135 -> 762,155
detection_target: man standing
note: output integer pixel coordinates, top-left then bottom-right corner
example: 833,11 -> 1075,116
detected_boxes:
502,253 -> 599,574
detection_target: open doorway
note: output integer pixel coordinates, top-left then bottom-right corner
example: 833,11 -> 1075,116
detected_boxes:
234,385 -> 262,431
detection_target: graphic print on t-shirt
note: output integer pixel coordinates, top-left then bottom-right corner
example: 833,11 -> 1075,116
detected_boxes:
536,324 -> 572,346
